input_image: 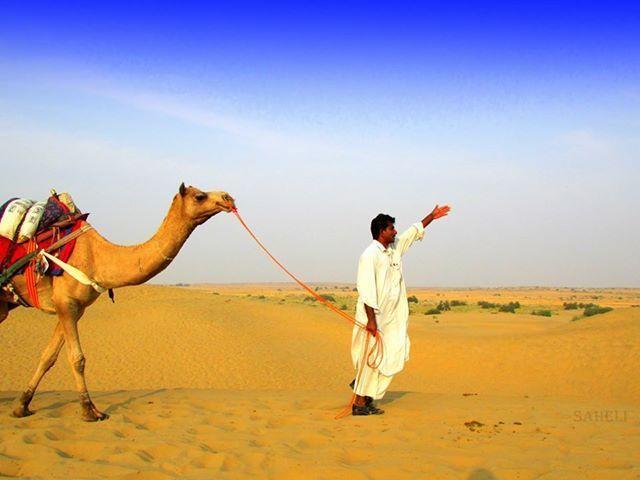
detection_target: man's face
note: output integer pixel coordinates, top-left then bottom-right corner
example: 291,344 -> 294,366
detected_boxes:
379,222 -> 397,245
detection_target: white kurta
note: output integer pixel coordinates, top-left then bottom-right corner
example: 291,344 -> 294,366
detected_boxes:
351,222 -> 425,398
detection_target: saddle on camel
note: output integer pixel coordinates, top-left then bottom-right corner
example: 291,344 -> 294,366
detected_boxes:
0,191 -> 99,309
0,184 -> 235,422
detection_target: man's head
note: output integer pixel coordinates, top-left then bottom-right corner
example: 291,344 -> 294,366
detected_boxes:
370,213 -> 397,246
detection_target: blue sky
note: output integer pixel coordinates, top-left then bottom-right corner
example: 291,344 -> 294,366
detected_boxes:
1,1 -> 638,286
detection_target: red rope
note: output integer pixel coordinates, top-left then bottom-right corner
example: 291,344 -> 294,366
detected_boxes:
231,208 -> 383,418
24,239 -> 40,309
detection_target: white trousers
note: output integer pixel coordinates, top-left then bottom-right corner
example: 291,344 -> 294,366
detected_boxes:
353,363 -> 394,400
352,330 -> 394,400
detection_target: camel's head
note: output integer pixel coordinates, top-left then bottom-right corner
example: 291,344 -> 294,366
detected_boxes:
176,183 -> 235,226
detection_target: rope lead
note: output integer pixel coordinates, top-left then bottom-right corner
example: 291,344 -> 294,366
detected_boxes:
232,208 -> 384,418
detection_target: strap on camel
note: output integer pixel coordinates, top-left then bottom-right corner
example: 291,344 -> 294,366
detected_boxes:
0,223 -> 113,305
0,224 -> 93,287
39,250 -> 106,293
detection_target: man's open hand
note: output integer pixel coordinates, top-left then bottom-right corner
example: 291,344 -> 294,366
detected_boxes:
431,204 -> 451,220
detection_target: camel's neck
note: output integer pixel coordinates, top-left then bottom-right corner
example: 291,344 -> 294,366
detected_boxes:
90,200 -> 196,289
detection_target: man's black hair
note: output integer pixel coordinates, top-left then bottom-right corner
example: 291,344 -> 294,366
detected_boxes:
371,213 -> 395,239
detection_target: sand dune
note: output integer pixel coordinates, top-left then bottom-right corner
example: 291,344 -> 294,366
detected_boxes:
1,285 -> 638,479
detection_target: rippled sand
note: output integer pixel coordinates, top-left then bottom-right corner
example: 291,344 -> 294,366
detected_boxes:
1,285 -> 638,479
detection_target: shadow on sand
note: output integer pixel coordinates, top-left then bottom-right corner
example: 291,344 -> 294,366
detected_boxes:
467,468 -> 501,480
1,389 -> 168,416
378,391 -> 412,405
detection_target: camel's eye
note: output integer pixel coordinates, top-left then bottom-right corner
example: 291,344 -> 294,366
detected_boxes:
194,192 -> 207,202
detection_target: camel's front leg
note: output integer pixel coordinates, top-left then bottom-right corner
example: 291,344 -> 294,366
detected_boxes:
13,321 -> 65,417
58,302 -> 109,422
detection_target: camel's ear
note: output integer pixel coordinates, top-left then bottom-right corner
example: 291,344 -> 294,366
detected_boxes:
179,182 -> 186,196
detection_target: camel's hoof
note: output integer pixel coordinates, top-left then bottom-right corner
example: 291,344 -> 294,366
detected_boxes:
12,406 -> 35,418
82,410 -> 109,422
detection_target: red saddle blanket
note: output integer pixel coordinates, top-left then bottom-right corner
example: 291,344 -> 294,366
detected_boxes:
0,220 -> 85,277
0,194 -> 86,278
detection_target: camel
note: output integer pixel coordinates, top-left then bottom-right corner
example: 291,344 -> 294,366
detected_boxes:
0,183 -> 235,421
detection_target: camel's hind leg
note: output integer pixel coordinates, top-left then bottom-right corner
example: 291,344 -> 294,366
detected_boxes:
13,321 -> 65,418
57,300 -> 109,422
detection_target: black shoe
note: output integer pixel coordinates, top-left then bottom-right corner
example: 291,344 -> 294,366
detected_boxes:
366,404 -> 385,415
352,404 -> 371,416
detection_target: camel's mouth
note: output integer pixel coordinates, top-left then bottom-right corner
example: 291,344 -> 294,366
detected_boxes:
193,201 -> 234,224
217,201 -> 235,213
217,194 -> 235,213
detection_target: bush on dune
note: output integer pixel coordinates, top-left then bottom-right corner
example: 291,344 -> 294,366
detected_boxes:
450,300 -> 467,306
437,300 -> 451,311
563,302 -> 597,310
478,301 -> 499,309
499,302 -> 521,313
583,305 -> 613,317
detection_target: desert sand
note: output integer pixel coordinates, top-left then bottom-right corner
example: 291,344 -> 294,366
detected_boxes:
1,285 -> 638,479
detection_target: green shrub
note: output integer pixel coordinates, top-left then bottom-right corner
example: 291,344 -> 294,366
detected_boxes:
425,308 -> 441,315
532,310 -> 552,317
478,301 -> 499,309
303,296 -> 317,302
258,295 -> 266,300
583,305 -> 613,317
437,300 -> 451,311
408,295 -> 419,303
340,304 -> 348,310
564,302 -> 597,310
498,301 -> 521,313
450,300 -> 467,307
320,294 -> 336,302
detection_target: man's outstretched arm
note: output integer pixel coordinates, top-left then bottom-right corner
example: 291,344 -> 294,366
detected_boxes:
395,204 -> 451,256
421,204 -> 451,228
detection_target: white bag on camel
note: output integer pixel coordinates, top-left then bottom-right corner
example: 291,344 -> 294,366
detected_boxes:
17,201 -> 47,243
0,199 -> 34,241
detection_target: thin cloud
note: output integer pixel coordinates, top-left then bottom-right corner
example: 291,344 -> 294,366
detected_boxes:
2,59 -> 359,159
66,75 -> 356,160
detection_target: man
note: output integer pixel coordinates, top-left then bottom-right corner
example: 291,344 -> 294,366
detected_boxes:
351,204 -> 451,415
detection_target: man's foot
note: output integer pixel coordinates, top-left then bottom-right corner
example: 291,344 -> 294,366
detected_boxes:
352,404 -> 371,416
352,403 -> 385,416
